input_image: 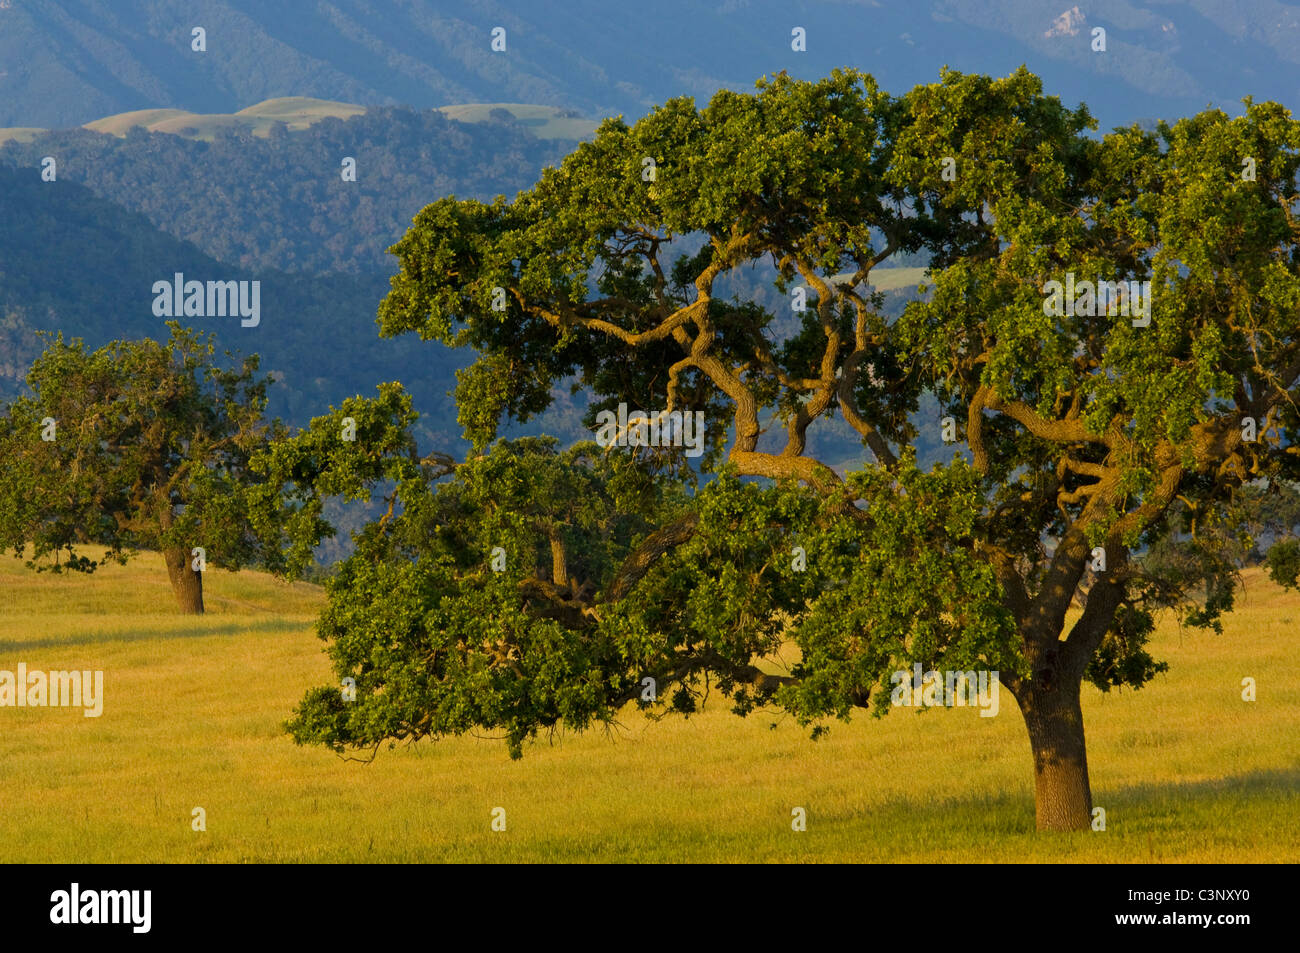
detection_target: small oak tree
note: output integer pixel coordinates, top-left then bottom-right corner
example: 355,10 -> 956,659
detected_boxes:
0,323 -> 286,613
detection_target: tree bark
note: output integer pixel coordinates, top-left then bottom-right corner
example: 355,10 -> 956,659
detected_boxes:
163,546 -> 205,614
547,529 -> 569,589
1018,680 -> 1092,831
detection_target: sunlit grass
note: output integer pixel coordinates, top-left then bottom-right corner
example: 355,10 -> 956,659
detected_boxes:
0,551 -> 1295,862
1,98 -> 596,145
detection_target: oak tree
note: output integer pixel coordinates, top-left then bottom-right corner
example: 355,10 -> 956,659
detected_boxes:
0,323 -> 287,613
285,68 -> 1300,831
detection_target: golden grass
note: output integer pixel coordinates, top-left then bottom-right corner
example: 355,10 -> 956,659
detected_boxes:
0,127 -> 48,145
435,103 -> 599,140
78,98 -> 366,141
824,266 -> 926,293
1,99 -> 596,145
869,266 -> 928,291
83,108 -> 199,135
0,552 -> 1295,862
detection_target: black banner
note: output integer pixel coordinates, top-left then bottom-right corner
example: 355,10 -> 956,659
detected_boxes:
0,862 -> 1279,941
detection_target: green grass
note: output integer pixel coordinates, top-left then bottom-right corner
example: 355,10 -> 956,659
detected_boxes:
0,98 -> 596,145
0,552 -> 1296,862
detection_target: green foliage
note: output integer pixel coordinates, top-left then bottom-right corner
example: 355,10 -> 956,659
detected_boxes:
377,69 -> 921,463
1083,605 -> 1168,691
0,323 -> 286,575
784,454 -> 1023,723
285,436 -> 697,757
287,67 -> 1300,777
1266,539 -> 1300,589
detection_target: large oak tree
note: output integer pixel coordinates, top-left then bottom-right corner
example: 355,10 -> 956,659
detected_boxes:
283,68 -> 1300,831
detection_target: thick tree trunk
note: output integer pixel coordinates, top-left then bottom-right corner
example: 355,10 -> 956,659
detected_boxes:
163,546 -> 205,614
1018,680 -> 1092,831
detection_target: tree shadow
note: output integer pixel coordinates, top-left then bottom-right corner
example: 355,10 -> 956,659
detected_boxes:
1100,766 -> 1300,811
0,617 -> 309,652
852,765 -> 1300,835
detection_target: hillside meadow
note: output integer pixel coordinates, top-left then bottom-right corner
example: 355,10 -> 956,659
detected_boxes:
0,97 -> 598,145
0,551 -> 1295,863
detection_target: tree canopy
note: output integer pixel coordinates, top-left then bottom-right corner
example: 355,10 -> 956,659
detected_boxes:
277,67 -> 1300,831
0,323 -> 288,612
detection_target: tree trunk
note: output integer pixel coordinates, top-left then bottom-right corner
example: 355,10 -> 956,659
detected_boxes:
163,546 -> 205,614
1018,680 -> 1092,831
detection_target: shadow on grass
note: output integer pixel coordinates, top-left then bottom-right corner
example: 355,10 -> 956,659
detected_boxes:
1101,766 -> 1300,817
0,617 -> 310,652
829,765 -> 1300,838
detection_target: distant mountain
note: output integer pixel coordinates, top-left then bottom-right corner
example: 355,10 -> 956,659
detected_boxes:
0,101 -> 597,464
2,1 -> 1298,134
0,164 -> 471,453
0,104 -> 578,274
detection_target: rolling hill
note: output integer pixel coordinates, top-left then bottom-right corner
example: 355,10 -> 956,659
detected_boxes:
0,163 -> 471,453
0,103 -> 579,274
0,97 -> 597,145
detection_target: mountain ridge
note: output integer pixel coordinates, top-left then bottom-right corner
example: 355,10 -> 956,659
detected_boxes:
5,1 -> 1299,134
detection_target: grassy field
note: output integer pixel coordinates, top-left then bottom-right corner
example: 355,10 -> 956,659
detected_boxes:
822,266 -> 926,295
0,552 -> 1296,863
869,266 -> 928,291
81,98 -> 369,140
0,127 -> 45,145
435,102 -> 600,140
0,98 -> 598,144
